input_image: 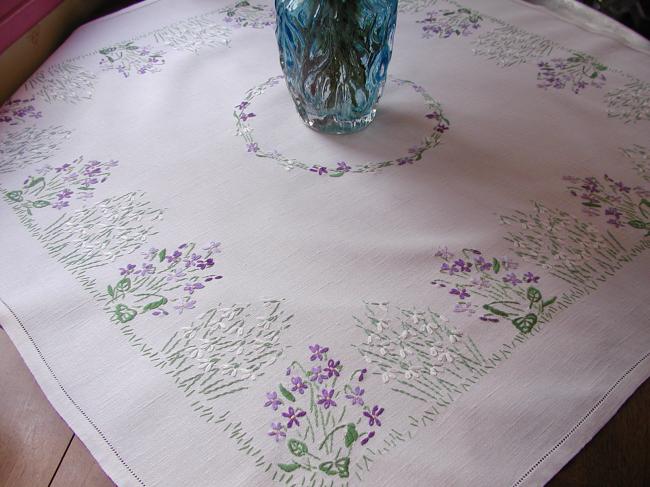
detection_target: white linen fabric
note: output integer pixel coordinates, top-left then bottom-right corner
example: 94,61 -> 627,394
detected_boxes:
1,1 -> 649,486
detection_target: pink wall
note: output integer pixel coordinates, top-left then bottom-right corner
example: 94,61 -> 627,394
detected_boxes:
0,0 -> 63,54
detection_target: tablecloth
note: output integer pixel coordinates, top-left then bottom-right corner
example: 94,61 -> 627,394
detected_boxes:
1,0 -> 649,486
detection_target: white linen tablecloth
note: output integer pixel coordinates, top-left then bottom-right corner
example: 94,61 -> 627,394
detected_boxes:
1,1 -> 649,485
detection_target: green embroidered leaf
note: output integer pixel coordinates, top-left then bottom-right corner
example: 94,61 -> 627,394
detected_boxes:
25,177 -> 44,189
628,220 -> 648,230
512,313 -> 538,334
483,304 -> 509,318
335,457 -> 350,478
142,297 -> 168,313
492,258 -> 500,274
318,461 -> 337,476
328,172 -> 344,178
278,463 -> 300,473
542,296 -> 557,308
526,287 -> 542,305
279,384 -> 296,403
31,200 -> 50,208
6,190 -> 23,202
115,277 -> 131,293
158,248 -> 167,262
114,304 -> 137,323
107,285 -> 115,298
344,424 -> 359,448
288,439 -> 308,457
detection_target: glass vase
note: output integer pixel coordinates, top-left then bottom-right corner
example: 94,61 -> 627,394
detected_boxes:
275,0 -> 398,134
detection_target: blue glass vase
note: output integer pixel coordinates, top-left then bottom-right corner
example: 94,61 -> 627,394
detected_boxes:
275,0 -> 398,134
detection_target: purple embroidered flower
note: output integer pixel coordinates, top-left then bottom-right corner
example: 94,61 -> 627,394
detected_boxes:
80,177 -> 98,187
613,181 -> 630,193
152,309 -> 169,317
317,388 -> 337,409
608,218 -> 625,228
440,262 -> 458,275
435,246 -> 454,260
236,101 -> 249,110
309,366 -> 328,384
324,359 -> 340,378
360,431 -> 375,446
203,241 -> 221,254
55,163 -> 71,173
196,258 -> 214,270
183,282 -> 205,294
358,368 -> 367,382
474,256 -> 492,272
479,314 -> 499,323
166,250 -> 182,263
174,299 -> 196,314
166,269 -> 186,281
425,112 -> 440,120
119,264 -> 136,275
523,272 -> 540,283
309,344 -> 329,361
282,407 -> 306,428
57,189 -> 73,200
503,273 -> 522,286
268,422 -> 286,442
142,247 -> 159,259
435,123 -> 449,134
183,253 -> 202,268
291,376 -> 307,395
604,207 -> 622,218
285,367 -> 292,376
247,142 -> 259,153
240,112 -> 256,121
336,161 -> 351,173
135,263 -> 155,276
51,200 -> 69,210
309,165 -> 328,175
203,275 -> 222,282
264,391 -> 283,410
397,157 -> 414,166
346,386 -> 365,406
363,405 -> 384,427
450,288 -> 470,300
453,259 -> 472,272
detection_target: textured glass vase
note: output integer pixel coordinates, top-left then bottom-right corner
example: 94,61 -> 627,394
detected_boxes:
275,0 -> 398,134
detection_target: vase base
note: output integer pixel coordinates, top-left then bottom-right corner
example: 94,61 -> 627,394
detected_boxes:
299,109 -> 377,135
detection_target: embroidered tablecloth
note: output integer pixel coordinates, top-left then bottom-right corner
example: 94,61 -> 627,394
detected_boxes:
1,1 -> 649,486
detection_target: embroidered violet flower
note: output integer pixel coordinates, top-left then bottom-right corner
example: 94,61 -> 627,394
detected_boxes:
309,366 -> 328,384
523,272 -> 540,283
453,259 -> 472,272
236,101 -> 249,110
480,314 -> 499,323
336,161 -> 351,173
450,288 -> 470,300
52,200 -> 69,210
247,142 -> 259,153
264,391 -> 283,411
183,253 -> 202,268
268,422 -> 286,442
165,250 -> 183,264
346,386 -> 365,406
166,269 -> 186,282
309,344 -> 329,361
358,368 -> 367,382
317,388 -> 337,409
135,263 -> 155,276
474,256 -> 492,271
57,189 -> 73,200
183,282 -> 205,294
55,163 -> 71,172
363,405 -> 384,427
282,407 -> 306,428
503,273 -> 522,286
142,247 -> 159,259
440,262 -> 457,275
309,165 -> 328,175
324,359 -> 340,378
291,376 -> 307,395
203,241 -> 221,254
196,258 -> 214,270
613,181 -> 631,193
120,264 -> 136,275
174,299 -> 196,314
397,157 -> 414,166
435,246 -> 454,260
240,112 -> 256,121
360,431 -> 375,446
